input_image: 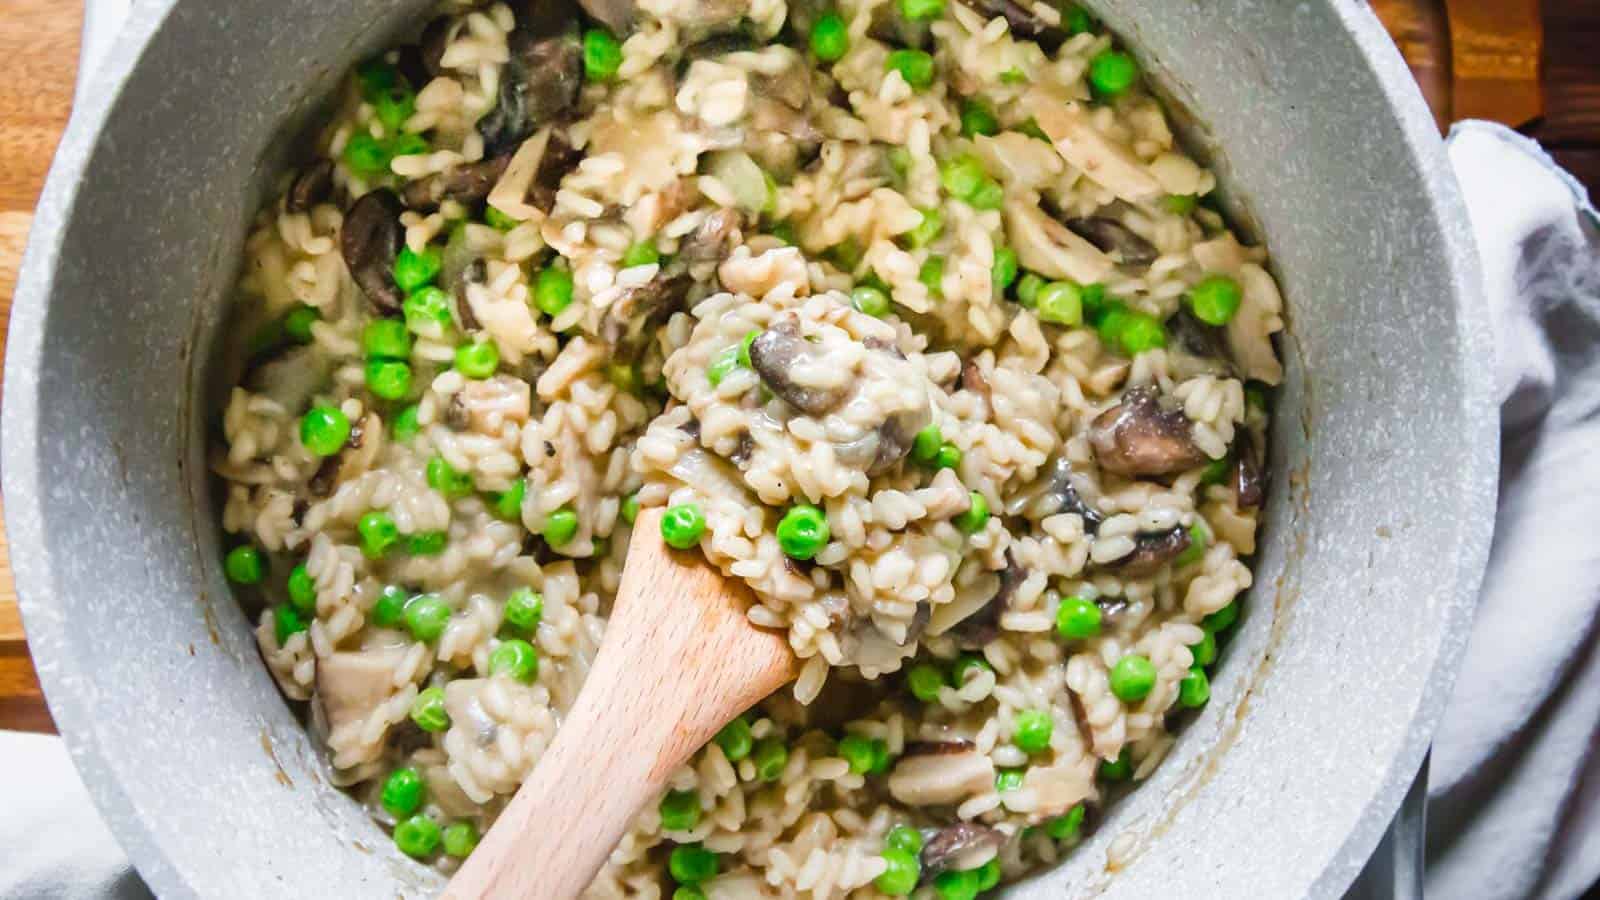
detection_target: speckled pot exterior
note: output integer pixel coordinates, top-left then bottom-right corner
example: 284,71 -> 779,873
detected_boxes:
2,1 -> 1495,897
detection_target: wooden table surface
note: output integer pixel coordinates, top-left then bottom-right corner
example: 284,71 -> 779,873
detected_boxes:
0,1 -> 1596,736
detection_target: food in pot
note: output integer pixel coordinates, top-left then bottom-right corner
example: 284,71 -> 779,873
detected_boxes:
214,0 -> 1282,892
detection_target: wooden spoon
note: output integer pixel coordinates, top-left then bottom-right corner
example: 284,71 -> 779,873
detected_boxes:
444,507 -> 799,899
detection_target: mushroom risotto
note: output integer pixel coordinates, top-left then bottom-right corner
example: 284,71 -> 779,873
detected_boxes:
215,0 -> 1282,894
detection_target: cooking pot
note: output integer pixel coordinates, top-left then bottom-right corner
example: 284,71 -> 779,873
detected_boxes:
3,0 -> 1496,896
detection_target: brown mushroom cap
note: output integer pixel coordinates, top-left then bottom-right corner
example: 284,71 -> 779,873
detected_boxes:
747,317 -> 852,416
920,823 -> 1005,877
340,189 -> 406,316
1063,216 -> 1159,266
1089,386 -> 1208,477
478,30 -> 584,158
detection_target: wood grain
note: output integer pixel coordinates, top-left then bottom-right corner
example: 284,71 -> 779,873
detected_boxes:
443,508 -> 798,900
0,0 -> 1593,742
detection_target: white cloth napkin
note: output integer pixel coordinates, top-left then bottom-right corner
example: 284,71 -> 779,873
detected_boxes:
2,122 -> 1594,899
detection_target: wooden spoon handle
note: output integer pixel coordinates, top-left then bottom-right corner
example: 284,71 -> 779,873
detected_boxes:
444,509 -> 798,900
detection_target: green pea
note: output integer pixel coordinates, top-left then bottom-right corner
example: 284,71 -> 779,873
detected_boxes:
371,585 -> 409,628
1187,274 -> 1242,325
1204,600 -> 1240,633
426,456 -> 472,499
975,858 -> 1001,891
659,789 -> 701,832
939,155 -> 987,201
810,11 -> 850,62
934,867 -> 981,900
283,305 -> 319,342
358,511 -> 400,559
363,318 -> 414,360
838,734 -> 879,775
661,503 -> 706,550
607,361 -> 640,394
707,345 -> 742,387
1088,49 -> 1139,98
224,545 -> 264,585
1190,630 -> 1217,668
919,256 -> 945,296
879,824 -> 921,856
1000,67 -> 1028,84
1199,455 -> 1231,485
454,340 -> 500,379
404,593 -> 452,643
1081,282 -> 1108,318
887,146 -> 913,178
403,285 -> 453,335
388,133 -> 429,159
534,265 -> 575,317
1178,666 -> 1211,708
1013,709 -> 1053,754
1117,311 -> 1166,356
406,530 -> 447,556
492,478 -> 526,522
582,28 -> 623,81
1098,747 -> 1133,781
1017,116 -> 1050,142
968,179 -> 1005,211
753,736 -> 788,782
673,888 -> 707,900
1036,281 -> 1083,326
991,247 -> 1019,293
286,563 -> 316,614
1245,382 -> 1269,411
911,423 -> 942,464
951,654 -> 991,685
1046,804 -> 1085,840
300,406 -> 351,457
714,716 -> 753,761
365,358 -> 413,400
393,814 -> 442,859
1162,193 -> 1199,215
442,821 -> 479,858
737,330 -> 761,368
343,133 -> 393,178
935,442 -> 963,471
393,245 -> 443,294
621,239 -> 660,269
769,220 -> 798,246
356,58 -> 399,101
898,0 -> 944,21
960,99 -> 1000,137
1109,654 -> 1157,703
1064,5 -> 1095,34
504,587 -> 544,633
485,204 -> 519,231
489,639 -> 539,682
906,662 -> 945,702
1015,272 -> 1046,307
669,844 -> 720,884
776,505 -> 830,560
1055,595 -> 1102,640
953,491 -> 990,534
543,507 -> 579,547
375,85 -> 416,135
852,285 -> 891,317
885,49 -> 935,90
273,605 -> 307,646
905,206 -> 942,248
994,769 -> 1024,792
381,767 -> 426,817
410,686 -> 451,732
620,492 -> 641,525
1174,523 -> 1209,568
876,848 -> 921,895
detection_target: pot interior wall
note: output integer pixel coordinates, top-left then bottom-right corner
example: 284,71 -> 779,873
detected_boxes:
6,1 -> 1491,898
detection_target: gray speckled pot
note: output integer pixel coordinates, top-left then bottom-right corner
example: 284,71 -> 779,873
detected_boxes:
2,0 -> 1495,897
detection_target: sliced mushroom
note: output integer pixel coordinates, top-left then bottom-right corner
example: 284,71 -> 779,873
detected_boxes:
411,17 -> 454,83
509,0 -> 582,40
308,412 -> 382,497
1232,432 -> 1264,509
959,0 -> 1062,44
682,30 -> 762,62
1166,308 -> 1236,378
448,258 -> 485,332
831,399 -> 931,476
1025,455 -> 1104,533
600,273 -> 694,355
1003,197 -> 1115,285
868,4 -> 932,49
577,0 -> 636,34
747,316 -> 852,416
1089,386 -> 1208,477
401,155 -> 512,211
888,744 -> 996,806
314,644 -> 411,735
948,552 -> 1025,650
921,823 -> 1005,876
1108,526 -> 1191,577
341,189 -> 406,315
478,30 -> 583,158
286,160 -> 335,213
1062,216 -> 1159,266
1025,93 -> 1164,205
679,208 -> 746,265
